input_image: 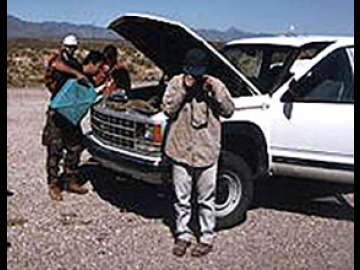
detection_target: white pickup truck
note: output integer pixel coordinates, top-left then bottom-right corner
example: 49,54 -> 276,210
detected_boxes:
86,14 -> 354,227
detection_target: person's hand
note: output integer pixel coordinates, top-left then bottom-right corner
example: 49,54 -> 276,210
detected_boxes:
203,79 -> 216,97
77,74 -> 91,88
184,74 -> 196,88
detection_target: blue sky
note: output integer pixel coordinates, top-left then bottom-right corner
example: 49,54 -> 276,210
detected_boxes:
7,0 -> 354,35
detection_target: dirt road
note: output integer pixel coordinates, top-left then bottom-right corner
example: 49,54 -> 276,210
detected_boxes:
7,88 -> 354,270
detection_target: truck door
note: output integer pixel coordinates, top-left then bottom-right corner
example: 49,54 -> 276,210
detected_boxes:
271,47 -> 354,171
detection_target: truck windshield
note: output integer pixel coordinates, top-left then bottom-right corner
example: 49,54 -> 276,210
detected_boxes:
223,45 -> 297,94
223,43 -> 330,94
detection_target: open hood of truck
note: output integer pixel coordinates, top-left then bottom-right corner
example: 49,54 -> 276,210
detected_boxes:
108,14 -> 260,96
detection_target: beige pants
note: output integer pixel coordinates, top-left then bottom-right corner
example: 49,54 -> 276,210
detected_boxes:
172,162 -> 217,244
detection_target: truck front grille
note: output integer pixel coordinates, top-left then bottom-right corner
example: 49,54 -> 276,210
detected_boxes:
91,107 -> 163,157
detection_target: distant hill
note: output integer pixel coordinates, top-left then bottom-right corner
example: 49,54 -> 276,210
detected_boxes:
7,14 -> 118,40
7,14 -> 272,42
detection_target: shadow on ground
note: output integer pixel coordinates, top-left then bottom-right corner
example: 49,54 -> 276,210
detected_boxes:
80,163 -> 173,218
252,176 -> 354,222
80,163 -> 354,233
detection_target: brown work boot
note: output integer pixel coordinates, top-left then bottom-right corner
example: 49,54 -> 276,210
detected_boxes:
190,242 -> 213,257
48,180 -> 63,201
172,239 -> 191,257
64,175 -> 88,195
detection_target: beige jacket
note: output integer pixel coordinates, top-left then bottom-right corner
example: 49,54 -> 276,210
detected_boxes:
163,74 -> 235,168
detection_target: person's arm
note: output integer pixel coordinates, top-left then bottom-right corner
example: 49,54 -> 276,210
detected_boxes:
162,76 -> 187,120
51,60 -> 85,79
204,77 -> 235,119
52,60 -> 90,87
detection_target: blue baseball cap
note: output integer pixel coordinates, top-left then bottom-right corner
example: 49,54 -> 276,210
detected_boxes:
183,48 -> 208,77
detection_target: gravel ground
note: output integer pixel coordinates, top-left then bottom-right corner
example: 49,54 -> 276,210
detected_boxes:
7,88 -> 354,270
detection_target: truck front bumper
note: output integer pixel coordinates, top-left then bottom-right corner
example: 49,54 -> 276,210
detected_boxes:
85,133 -> 171,185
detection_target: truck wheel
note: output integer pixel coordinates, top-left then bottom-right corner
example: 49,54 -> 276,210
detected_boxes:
215,151 -> 253,229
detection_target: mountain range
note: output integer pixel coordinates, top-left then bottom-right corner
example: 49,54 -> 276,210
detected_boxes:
7,14 -> 272,42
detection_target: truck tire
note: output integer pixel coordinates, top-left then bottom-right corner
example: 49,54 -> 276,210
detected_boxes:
215,151 -> 253,229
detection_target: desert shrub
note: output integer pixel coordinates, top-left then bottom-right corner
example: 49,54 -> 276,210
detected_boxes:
7,38 -> 162,88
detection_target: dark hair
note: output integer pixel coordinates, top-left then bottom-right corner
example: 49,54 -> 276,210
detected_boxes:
103,45 -> 118,59
83,50 -> 105,65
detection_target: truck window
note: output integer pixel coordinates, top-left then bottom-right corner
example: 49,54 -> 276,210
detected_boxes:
291,48 -> 354,104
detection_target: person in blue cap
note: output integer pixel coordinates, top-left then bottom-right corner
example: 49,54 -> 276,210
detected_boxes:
163,48 -> 235,257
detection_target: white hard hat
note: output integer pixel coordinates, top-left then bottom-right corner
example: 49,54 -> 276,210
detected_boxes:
63,35 -> 78,46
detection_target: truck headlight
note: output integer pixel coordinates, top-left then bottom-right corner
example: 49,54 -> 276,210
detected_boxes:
144,124 -> 163,144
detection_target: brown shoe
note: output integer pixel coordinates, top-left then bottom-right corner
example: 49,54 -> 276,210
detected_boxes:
191,243 -> 213,257
173,240 -> 191,257
49,180 -> 63,201
64,176 -> 88,195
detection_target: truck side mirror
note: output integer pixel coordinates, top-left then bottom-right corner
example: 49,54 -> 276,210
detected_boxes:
281,91 -> 293,103
281,78 -> 298,103
281,78 -> 298,119
283,102 -> 293,120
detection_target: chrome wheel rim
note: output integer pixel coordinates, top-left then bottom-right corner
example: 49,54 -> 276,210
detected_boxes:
215,171 -> 242,217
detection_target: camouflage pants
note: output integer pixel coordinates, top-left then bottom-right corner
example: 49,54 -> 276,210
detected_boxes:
42,110 -> 84,184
